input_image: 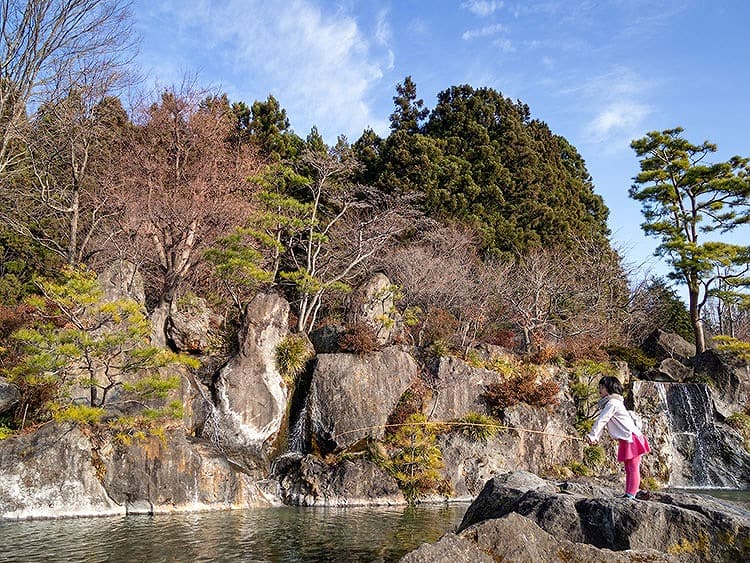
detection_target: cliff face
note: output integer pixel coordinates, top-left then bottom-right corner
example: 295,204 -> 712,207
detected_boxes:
2,280 -> 749,521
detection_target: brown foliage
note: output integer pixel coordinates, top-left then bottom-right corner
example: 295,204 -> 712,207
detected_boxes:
386,381 -> 429,434
338,322 -> 379,354
482,367 -> 560,412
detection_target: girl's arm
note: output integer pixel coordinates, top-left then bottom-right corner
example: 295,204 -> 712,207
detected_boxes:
586,401 -> 615,443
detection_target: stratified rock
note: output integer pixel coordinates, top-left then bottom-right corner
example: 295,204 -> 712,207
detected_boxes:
457,471 -> 750,562
308,323 -> 346,353
645,357 -> 693,382
211,292 -> 290,468
0,423 -> 124,519
641,329 -> 696,366
272,453 -> 404,506
428,356 -> 501,421
306,347 -> 417,452
168,296 -> 217,353
101,429 -> 267,514
693,348 -> 750,417
97,260 -> 145,305
438,405 -> 582,499
0,377 -> 19,415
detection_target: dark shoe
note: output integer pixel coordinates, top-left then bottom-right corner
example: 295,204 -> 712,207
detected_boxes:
635,490 -> 651,500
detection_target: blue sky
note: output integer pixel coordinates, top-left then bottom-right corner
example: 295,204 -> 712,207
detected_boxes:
132,0 -> 750,279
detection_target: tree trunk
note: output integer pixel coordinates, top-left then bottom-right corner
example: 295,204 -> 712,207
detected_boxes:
688,287 -> 706,354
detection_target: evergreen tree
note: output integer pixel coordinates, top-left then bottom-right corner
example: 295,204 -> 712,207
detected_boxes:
630,127 -> 750,352
389,76 -> 429,134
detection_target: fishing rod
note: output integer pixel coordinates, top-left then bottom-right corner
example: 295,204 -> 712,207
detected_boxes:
332,421 -> 584,442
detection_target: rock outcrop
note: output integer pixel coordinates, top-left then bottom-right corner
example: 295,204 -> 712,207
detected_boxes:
304,347 -> 417,452
399,471 -> 750,562
210,292 -> 290,468
348,273 -> 402,346
0,377 -> 19,415
641,329 -> 696,366
428,356 -> 501,421
168,295 -> 217,354
0,423 -> 270,519
272,452 -> 404,506
693,348 -> 750,417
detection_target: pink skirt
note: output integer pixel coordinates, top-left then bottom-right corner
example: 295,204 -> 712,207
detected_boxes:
617,433 -> 650,461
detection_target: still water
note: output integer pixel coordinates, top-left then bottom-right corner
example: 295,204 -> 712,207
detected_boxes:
0,503 -> 467,563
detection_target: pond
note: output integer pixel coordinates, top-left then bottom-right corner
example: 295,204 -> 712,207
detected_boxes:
0,503 -> 468,563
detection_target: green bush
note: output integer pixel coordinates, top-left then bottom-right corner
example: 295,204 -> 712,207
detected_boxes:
380,413 -> 445,503
604,345 -> 656,373
582,445 -> 606,470
451,412 -> 499,441
727,412 -> 750,452
275,334 -> 314,385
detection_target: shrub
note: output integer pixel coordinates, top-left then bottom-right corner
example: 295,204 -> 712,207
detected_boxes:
52,404 -> 105,424
713,336 -> 750,362
387,383 -> 428,432
275,334 -> 314,385
482,364 -> 560,413
727,412 -> 750,452
604,345 -> 656,373
381,413 -> 445,503
582,445 -> 606,470
570,359 -> 614,432
567,461 -> 592,476
338,322 -> 379,354
451,412 -> 499,441
641,476 -> 660,491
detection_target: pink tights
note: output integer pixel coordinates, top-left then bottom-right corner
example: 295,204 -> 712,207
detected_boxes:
623,455 -> 642,495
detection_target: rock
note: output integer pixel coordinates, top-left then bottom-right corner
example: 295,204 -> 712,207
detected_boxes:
97,260 -> 145,305
305,347 -> 417,452
101,429 -> 268,513
693,349 -> 750,417
0,423 -> 124,519
428,356 -> 501,420
457,471 -> 750,562
399,532 -> 495,563
459,513 -> 677,562
348,273 -> 402,346
308,323 -> 346,353
211,292 -> 290,467
0,377 -> 20,415
641,329 -> 696,366
168,296 -> 217,353
457,471 -> 556,531
272,453 -> 404,506
645,357 -> 693,382
0,423 -> 273,520
438,405 -> 582,499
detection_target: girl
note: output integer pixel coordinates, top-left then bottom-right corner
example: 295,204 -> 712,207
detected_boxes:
585,375 -> 650,499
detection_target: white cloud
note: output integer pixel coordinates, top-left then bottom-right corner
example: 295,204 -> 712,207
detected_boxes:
462,23 -> 509,40
584,102 -> 650,142
493,38 -> 515,52
461,1 -> 503,17
136,0 -> 388,142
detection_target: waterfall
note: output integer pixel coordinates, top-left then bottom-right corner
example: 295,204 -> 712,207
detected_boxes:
287,395 -> 309,453
650,382 -> 749,488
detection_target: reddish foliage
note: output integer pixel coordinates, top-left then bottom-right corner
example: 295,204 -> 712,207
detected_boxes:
482,368 -> 560,411
338,322 -> 379,354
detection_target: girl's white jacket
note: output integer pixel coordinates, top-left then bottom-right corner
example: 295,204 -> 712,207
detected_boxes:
586,394 -> 642,443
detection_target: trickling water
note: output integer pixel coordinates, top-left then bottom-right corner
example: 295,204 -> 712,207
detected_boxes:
652,382 -> 750,488
287,395 -> 308,453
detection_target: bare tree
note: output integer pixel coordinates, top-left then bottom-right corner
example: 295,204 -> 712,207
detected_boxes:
112,86 -> 260,344
0,0 -> 134,176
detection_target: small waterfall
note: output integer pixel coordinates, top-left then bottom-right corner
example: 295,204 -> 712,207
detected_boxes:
651,382 -> 749,488
287,395 -> 309,453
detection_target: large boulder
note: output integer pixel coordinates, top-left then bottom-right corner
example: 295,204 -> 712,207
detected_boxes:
641,329 -> 696,366
428,356 -> 501,421
693,348 -> 750,416
348,273 -> 402,346
0,377 -> 19,415
168,296 -> 217,354
645,357 -> 693,382
271,452 -> 404,506
210,293 -> 291,468
402,512 -> 678,562
455,471 -> 750,562
305,347 -> 417,452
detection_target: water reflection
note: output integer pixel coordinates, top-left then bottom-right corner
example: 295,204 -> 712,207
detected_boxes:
0,504 -> 467,563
